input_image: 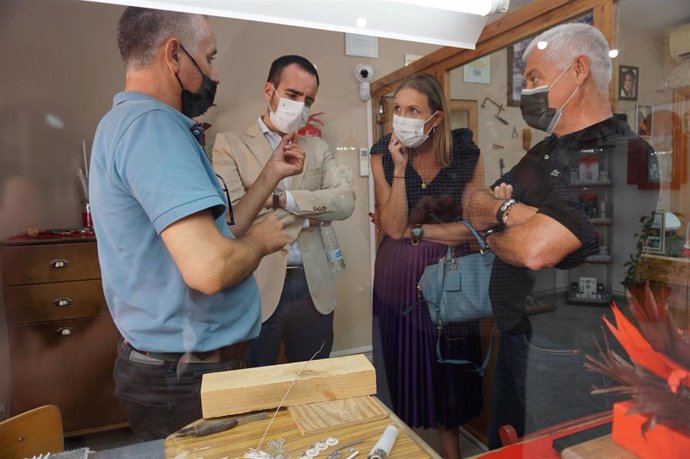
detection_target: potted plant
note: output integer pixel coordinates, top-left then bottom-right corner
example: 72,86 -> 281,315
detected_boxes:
621,212 -> 655,296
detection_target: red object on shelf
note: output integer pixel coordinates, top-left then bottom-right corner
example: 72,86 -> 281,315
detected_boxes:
612,401 -> 690,459
82,202 -> 93,228
297,112 -> 325,137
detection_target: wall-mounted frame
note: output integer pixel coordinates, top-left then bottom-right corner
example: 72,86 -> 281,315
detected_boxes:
618,65 -> 639,101
506,38 -> 531,107
464,55 -> 491,84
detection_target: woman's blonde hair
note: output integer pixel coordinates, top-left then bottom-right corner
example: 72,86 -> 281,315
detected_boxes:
394,73 -> 451,166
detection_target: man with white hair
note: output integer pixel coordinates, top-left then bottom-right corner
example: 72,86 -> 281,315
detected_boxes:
90,7 -> 304,439
467,23 -> 656,448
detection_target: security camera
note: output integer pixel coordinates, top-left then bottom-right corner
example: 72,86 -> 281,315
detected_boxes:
355,64 -> 375,83
355,64 -> 375,101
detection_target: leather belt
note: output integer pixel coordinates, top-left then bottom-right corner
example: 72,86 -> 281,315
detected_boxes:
285,265 -> 304,277
124,340 -> 247,365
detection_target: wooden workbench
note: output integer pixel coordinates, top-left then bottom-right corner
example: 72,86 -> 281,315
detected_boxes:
164,397 -> 441,458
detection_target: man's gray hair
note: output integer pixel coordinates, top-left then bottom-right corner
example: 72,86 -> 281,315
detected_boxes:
117,7 -> 206,70
523,23 -> 612,94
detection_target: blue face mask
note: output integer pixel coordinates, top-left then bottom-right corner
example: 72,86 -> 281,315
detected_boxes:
520,62 -> 578,134
175,45 -> 218,118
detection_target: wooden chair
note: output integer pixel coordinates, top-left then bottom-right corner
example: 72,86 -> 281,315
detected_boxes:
0,405 -> 64,459
498,410 -> 612,446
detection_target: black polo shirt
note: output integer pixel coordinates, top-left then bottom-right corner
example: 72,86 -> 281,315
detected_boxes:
489,116 -> 654,333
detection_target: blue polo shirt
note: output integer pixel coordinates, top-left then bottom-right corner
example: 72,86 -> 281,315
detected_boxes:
90,92 -> 260,352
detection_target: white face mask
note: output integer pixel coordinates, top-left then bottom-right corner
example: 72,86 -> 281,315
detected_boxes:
392,112 -> 438,148
268,85 -> 310,133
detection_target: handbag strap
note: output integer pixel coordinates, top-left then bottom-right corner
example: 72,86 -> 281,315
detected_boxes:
459,220 -> 490,254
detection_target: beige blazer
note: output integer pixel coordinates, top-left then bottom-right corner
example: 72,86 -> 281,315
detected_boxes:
212,122 -> 355,321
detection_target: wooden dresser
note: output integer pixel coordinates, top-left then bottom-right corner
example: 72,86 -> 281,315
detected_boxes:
0,236 -> 126,436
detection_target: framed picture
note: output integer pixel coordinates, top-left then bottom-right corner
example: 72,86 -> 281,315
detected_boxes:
643,211 -> 665,254
506,37 -> 531,107
635,103 -> 653,136
619,65 -> 639,101
464,55 -> 491,84
506,12 -> 592,107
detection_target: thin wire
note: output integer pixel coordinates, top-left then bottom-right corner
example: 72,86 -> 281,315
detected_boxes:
255,341 -> 325,451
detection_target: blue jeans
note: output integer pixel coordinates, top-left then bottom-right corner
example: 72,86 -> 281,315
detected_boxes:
248,267 -> 333,366
487,331 -> 616,449
113,340 -> 246,440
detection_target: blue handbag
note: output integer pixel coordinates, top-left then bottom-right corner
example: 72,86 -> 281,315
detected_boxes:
417,221 -> 494,369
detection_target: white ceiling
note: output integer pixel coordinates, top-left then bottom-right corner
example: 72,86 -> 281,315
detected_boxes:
618,0 -> 690,29
503,0 -> 690,30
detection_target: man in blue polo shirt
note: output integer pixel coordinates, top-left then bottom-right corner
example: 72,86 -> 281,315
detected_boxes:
90,8 -> 304,440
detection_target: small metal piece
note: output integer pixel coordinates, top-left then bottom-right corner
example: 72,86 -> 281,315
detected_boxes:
53,298 -> 73,307
325,437 -> 339,446
307,447 -> 320,457
326,440 -> 364,459
316,441 -> 328,451
49,259 -> 69,269
57,327 -> 74,336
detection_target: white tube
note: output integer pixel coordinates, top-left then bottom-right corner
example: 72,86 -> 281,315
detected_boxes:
367,425 -> 398,459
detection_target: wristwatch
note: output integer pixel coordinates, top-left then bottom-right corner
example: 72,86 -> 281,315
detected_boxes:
411,224 -> 424,245
272,188 -> 284,209
496,198 -> 517,226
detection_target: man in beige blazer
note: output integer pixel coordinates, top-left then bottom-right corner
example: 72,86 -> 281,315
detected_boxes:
212,55 -> 355,366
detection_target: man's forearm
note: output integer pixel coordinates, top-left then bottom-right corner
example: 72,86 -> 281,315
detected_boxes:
486,214 -> 581,270
232,167 -> 282,236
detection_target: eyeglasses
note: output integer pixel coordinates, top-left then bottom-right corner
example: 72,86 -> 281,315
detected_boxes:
215,174 -> 235,226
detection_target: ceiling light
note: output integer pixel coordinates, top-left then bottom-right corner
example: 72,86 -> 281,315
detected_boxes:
396,0 -> 510,16
355,17 -> 367,29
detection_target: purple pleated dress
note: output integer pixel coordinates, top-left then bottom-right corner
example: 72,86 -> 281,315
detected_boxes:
371,129 -> 484,429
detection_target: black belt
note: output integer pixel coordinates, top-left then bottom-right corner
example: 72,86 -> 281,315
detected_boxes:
285,265 -> 304,277
123,340 -> 247,363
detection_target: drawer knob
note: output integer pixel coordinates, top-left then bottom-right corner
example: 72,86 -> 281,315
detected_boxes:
53,298 -> 73,308
57,327 -> 75,336
49,259 -> 70,269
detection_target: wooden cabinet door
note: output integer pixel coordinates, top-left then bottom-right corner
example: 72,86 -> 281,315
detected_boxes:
8,315 -> 126,434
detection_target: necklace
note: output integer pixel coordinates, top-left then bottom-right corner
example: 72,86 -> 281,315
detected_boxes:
421,180 -> 427,190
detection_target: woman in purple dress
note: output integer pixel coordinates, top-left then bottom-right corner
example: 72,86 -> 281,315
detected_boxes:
370,73 -> 485,459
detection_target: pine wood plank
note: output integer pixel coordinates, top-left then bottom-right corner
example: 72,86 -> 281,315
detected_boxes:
201,354 -> 376,418
288,395 -> 387,435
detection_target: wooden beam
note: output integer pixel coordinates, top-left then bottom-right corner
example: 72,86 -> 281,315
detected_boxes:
201,354 -> 376,418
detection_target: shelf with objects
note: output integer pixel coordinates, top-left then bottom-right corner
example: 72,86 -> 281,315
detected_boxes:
567,148 -> 614,305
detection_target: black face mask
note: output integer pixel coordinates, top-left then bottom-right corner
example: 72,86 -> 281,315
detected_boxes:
519,61 -> 577,134
176,45 -> 217,118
